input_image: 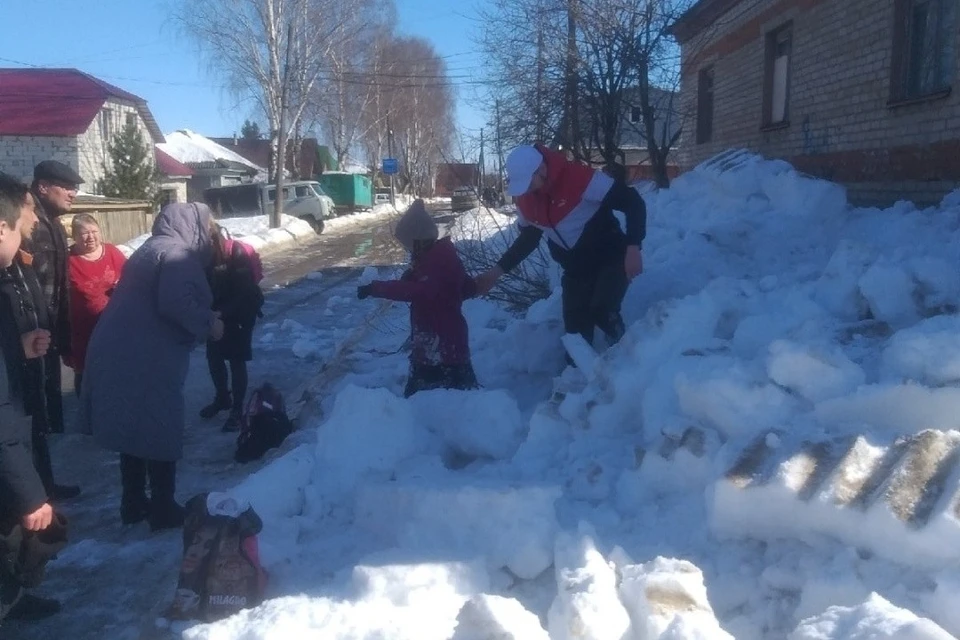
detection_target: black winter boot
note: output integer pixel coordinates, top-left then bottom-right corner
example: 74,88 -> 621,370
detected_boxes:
199,394 -> 232,420
147,460 -> 184,532
119,455 -> 149,525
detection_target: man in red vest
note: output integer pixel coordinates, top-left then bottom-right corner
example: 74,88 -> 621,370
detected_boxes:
476,144 -> 646,350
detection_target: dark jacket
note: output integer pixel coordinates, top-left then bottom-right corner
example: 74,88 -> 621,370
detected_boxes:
369,238 -> 477,366
498,144 -> 647,275
210,240 -> 264,328
0,254 -> 51,423
0,278 -> 46,524
22,197 -> 70,355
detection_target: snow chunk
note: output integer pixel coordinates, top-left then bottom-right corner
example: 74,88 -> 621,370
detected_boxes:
789,593 -> 953,639
618,557 -> 733,640
312,385 -> 432,501
409,388 -> 526,459
452,595 -> 550,640
881,315 -> 960,385
859,262 -> 919,328
355,477 -> 560,580
767,340 -> 865,403
547,525 -> 631,640
815,384 -> 960,435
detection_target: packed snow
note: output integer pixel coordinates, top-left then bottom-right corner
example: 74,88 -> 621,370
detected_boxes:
121,213 -> 316,256
50,150 -> 960,639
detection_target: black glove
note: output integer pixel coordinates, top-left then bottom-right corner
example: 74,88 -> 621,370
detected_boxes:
357,284 -> 373,300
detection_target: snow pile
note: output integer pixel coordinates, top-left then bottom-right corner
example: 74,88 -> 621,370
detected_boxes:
185,153 -> 960,638
789,593 -> 953,639
121,213 -> 313,255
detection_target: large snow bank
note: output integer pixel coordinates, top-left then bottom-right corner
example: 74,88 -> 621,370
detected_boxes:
187,152 -> 960,638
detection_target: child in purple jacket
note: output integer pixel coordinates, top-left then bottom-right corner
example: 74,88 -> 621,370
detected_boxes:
358,199 -> 479,397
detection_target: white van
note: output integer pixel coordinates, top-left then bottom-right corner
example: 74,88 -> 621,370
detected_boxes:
204,181 -> 336,234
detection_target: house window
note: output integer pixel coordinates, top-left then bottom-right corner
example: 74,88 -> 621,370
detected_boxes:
892,0 -> 956,100
160,188 -> 177,208
696,66 -> 715,144
125,112 -> 137,129
100,108 -> 114,140
763,23 -> 792,126
629,106 -> 642,124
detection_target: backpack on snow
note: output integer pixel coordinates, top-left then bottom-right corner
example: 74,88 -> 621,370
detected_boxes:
166,493 -> 268,622
234,383 -> 293,464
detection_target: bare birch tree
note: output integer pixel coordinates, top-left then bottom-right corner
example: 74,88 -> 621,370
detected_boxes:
178,0 -> 359,226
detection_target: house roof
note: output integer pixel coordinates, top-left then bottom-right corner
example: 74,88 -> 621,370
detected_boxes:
158,130 -> 264,176
670,0 -> 745,43
154,147 -> 194,178
0,68 -> 164,142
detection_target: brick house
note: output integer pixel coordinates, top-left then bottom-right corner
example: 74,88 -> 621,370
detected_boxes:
672,0 -> 960,205
0,68 -> 163,190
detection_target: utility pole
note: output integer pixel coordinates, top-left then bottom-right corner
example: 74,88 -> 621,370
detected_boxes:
387,115 -> 395,207
272,22 -> 293,229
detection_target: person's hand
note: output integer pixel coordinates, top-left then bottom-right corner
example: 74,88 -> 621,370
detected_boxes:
357,285 -> 373,300
21,329 -> 51,359
625,245 -> 643,280
22,502 -> 54,532
475,266 -> 504,295
210,312 -> 225,341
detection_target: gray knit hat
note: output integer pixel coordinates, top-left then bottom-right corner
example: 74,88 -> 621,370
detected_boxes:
394,199 -> 438,251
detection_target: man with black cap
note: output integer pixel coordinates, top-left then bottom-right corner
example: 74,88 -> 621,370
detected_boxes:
24,160 -> 81,500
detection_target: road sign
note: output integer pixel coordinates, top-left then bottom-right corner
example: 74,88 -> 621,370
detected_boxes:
382,158 -> 398,175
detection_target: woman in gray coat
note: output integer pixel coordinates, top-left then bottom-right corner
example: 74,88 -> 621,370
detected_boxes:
78,203 -> 224,531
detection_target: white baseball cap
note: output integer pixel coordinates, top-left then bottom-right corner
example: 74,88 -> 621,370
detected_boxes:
505,145 -> 543,197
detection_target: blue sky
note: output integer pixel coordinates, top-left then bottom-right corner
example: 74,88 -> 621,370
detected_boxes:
2,0 -> 488,147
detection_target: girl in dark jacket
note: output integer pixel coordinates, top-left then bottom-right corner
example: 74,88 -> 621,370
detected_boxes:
199,226 -> 264,431
358,199 -> 479,397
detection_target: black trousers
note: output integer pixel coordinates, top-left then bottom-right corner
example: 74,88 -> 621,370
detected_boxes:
206,351 -> 248,412
41,351 -> 63,434
561,260 -> 629,346
404,363 -> 479,398
119,454 -> 176,507
30,427 -> 55,496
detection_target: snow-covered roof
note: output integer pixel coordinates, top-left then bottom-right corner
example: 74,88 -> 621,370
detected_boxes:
157,129 -> 265,174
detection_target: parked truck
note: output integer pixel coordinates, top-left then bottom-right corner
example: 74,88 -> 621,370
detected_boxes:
203,181 -> 336,234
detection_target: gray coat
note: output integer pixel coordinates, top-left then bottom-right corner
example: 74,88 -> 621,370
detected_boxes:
78,203 -> 216,462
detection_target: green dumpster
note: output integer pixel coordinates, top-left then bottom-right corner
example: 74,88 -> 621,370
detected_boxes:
318,172 -> 374,213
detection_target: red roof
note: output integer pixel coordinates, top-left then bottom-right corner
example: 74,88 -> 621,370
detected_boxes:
0,68 -> 164,142
155,147 -> 193,178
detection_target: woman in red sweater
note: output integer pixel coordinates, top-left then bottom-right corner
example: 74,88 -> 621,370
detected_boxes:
65,214 -> 126,394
